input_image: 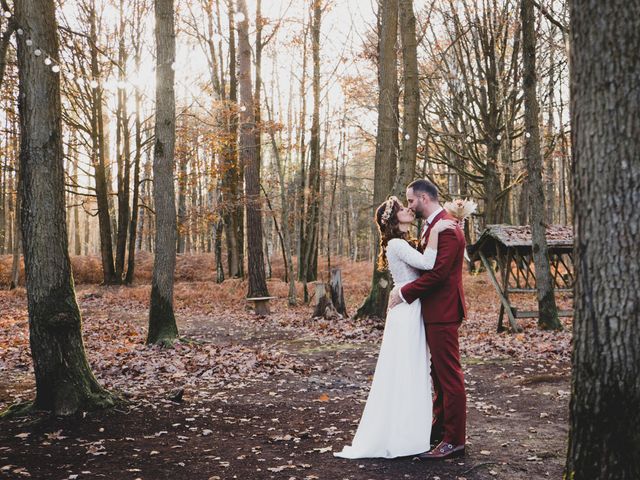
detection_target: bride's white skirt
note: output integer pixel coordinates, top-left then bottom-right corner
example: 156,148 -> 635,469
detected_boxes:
334,299 -> 432,459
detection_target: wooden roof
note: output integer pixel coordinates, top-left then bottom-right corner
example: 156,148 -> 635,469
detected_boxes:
468,224 -> 574,260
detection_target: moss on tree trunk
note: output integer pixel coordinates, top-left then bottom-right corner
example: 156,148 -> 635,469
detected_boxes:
13,0 -> 115,416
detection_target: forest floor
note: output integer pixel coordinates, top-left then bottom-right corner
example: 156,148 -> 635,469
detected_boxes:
0,254 -> 573,480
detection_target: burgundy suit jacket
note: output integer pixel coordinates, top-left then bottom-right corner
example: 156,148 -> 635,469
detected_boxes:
400,209 -> 467,324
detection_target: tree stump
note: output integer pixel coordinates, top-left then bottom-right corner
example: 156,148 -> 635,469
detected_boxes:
330,267 -> 348,317
312,282 -> 341,319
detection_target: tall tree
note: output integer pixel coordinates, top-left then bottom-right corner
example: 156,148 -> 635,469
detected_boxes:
296,7 -> 309,282
125,0 -> 149,285
422,0 -> 522,225
0,0 -> 16,91
300,0 -> 322,297
88,1 -> 117,284
114,0 -> 132,281
565,0 -> 640,477
254,0 -> 263,188
222,0 -> 243,278
392,0 -> 418,196
355,0 -> 398,319
237,0 -> 269,298
13,0 -> 113,415
9,127 -> 21,290
521,0 -> 561,330
147,0 -> 179,345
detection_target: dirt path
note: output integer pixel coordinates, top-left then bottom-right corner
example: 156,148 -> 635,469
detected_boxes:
1,305 -> 570,480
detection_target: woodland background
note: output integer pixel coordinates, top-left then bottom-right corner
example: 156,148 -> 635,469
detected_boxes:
0,0 -> 571,295
1,0 -> 638,479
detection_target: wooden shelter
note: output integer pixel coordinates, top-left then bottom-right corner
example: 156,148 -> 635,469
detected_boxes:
467,225 -> 574,332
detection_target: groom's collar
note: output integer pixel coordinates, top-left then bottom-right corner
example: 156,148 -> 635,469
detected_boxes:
426,206 -> 444,226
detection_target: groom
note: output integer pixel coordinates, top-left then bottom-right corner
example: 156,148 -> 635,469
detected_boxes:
388,179 -> 467,460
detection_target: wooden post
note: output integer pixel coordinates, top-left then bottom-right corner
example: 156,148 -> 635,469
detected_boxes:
479,252 -> 522,332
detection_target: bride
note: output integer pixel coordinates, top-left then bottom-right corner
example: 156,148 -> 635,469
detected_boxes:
334,196 -> 456,459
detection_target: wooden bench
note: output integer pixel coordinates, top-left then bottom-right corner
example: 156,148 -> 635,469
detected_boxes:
246,296 -> 277,315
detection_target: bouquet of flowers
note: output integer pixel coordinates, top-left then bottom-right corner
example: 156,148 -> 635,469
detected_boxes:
443,198 -> 477,222
443,198 -> 477,262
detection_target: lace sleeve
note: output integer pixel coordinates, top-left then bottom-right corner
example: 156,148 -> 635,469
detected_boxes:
387,239 -> 437,271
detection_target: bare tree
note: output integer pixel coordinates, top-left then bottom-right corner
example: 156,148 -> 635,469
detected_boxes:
356,0 -> 399,319
147,0 -> 179,345
0,0 -> 16,91
521,0 -> 561,330
237,0 -> 269,298
393,0 -> 418,195
13,0 -> 113,415
88,2 -> 117,283
421,0 -> 522,225
125,0 -> 150,285
300,0 -> 322,299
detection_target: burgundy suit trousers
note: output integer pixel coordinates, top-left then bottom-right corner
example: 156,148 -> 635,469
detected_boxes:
426,322 -> 466,446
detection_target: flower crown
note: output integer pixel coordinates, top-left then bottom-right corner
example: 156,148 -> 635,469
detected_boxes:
380,196 -> 398,225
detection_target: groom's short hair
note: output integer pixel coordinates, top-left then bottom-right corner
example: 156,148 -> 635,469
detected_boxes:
408,179 -> 438,201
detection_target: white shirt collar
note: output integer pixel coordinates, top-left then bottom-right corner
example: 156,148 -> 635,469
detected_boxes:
426,206 -> 444,226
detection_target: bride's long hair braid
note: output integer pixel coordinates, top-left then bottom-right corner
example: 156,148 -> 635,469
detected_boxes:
374,197 -> 417,271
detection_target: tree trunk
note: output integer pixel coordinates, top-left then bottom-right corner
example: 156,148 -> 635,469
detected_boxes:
176,154 -> 188,253
10,163 -> 21,290
229,0 -> 244,278
296,9 -> 309,282
125,86 -> 143,285
312,282 -> 339,319
115,7 -> 131,282
221,0 -> 242,278
214,187 -> 225,284
0,152 -> 5,255
254,0 -> 263,194
83,206 -> 90,255
89,5 -> 116,285
393,0 -> 418,196
483,156 -> 503,225
124,1 -> 147,270
147,0 -> 179,346
326,125 -> 341,275
565,1 -> 640,478
300,0 -> 322,294
72,152 -> 82,256
521,0 -> 561,330
0,11 -> 16,91
237,0 -> 269,299
265,92 -> 296,305
355,0 -> 398,319
545,41 -> 556,223
14,0 -> 113,415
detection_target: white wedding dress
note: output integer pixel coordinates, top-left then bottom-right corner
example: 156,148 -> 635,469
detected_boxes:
335,238 -> 434,459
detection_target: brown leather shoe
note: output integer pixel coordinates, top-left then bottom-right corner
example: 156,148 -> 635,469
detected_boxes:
416,441 -> 465,460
